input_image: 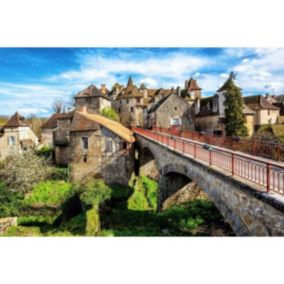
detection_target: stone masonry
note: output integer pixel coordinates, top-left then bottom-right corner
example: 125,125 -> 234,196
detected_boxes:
136,134 -> 284,236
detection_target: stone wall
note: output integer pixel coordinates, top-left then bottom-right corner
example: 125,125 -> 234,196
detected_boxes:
137,134 -> 284,236
154,94 -> 194,131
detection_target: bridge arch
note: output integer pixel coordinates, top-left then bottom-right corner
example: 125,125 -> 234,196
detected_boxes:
139,145 -> 160,180
158,162 -> 251,235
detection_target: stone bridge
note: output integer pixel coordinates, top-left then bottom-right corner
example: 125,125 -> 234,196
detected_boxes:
134,130 -> 284,236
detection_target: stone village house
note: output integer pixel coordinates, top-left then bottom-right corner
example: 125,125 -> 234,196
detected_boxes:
194,78 -> 255,136
146,91 -> 194,131
0,112 -> 38,160
53,108 -> 135,185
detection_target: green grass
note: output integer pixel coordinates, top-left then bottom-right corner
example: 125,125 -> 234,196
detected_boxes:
23,180 -> 74,209
1,226 -> 42,237
18,215 -> 59,226
100,176 -> 234,236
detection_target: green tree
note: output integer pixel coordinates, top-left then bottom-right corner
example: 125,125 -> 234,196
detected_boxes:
100,107 -> 120,122
223,72 -> 248,137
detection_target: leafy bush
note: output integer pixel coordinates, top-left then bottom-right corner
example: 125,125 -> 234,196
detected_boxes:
109,184 -> 133,201
50,167 -> 70,181
36,146 -> 53,159
100,107 -> 120,122
127,179 -> 149,211
141,176 -> 158,210
0,182 -> 23,217
78,179 -> 111,207
23,180 -> 74,209
0,151 -> 51,194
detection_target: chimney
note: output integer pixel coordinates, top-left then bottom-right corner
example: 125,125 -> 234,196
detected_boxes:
101,84 -> 107,95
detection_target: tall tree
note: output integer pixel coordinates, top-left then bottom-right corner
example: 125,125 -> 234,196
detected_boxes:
223,72 -> 248,137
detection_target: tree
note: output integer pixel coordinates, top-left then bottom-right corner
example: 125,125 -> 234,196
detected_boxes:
0,151 -> 51,194
223,72 -> 248,137
100,107 -> 120,122
52,99 -> 65,113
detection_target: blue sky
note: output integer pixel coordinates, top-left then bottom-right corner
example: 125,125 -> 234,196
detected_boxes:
0,47 -> 284,117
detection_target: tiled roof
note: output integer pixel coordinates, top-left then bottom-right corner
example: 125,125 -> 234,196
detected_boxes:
116,77 -> 143,100
72,111 -> 135,143
75,84 -> 111,100
3,112 -> 29,128
244,95 -> 280,110
41,113 -> 66,129
186,77 -> 201,91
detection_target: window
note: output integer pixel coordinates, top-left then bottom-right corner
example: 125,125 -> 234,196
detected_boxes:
106,140 -> 113,153
174,107 -> 177,111
8,136 -> 16,146
120,142 -> 127,150
268,110 -> 271,115
130,107 -> 134,113
83,155 -> 88,163
269,118 -> 272,124
137,98 -> 141,103
118,108 -> 121,113
81,137 -> 88,150
126,99 -> 129,104
170,118 -> 182,126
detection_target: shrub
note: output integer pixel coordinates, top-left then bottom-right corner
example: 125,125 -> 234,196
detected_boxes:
0,151 -> 51,194
78,179 -> 111,207
23,180 -> 74,209
100,107 -> 120,122
141,176 -> 158,210
127,179 -> 149,211
50,167 -> 70,181
18,215 -> 58,226
36,146 -> 53,159
0,182 -> 23,217
109,184 -> 133,201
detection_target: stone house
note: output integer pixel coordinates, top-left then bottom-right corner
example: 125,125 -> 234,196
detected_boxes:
74,84 -> 112,113
181,77 -> 202,106
146,92 -> 194,131
244,95 -> 280,127
194,77 -> 255,136
112,76 -> 173,127
113,77 -> 146,127
0,112 -> 38,160
53,109 -> 135,185
40,113 -> 66,147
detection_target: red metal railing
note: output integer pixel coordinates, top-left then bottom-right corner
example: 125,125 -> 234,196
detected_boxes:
151,127 -> 284,162
134,127 -> 284,196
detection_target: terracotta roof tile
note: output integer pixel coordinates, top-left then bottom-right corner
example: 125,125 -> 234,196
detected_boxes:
3,112 -> 29,128
75,84 -> 110,100
186,77 -> 202,91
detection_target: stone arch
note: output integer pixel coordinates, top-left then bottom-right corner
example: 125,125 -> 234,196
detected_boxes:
139,146 -> 160,180
158,163 -> 251,235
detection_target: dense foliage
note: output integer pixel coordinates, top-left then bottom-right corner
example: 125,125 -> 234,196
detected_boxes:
100,107 -> 120,122
0,151 -> 51,194
223,72 -> 248,137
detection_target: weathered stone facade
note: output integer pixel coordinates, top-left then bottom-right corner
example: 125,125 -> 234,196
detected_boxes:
146,93 -> 194,131
136,134 -> 284,236
54,110 -> 135,186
